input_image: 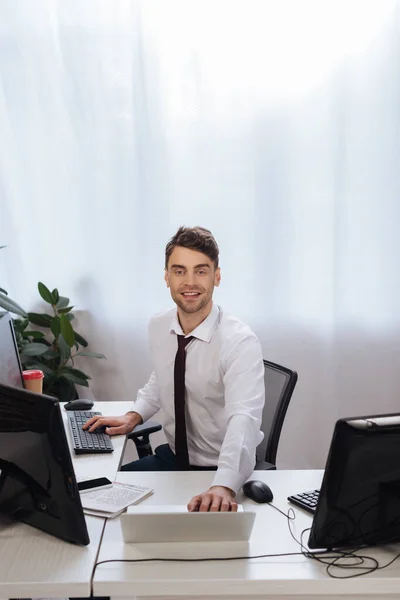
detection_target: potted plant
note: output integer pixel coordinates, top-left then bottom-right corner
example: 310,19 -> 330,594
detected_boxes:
1,247 -> 105,402
13,282 -> 105,402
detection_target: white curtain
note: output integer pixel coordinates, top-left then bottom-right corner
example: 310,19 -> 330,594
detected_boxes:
1,0 -> 399,468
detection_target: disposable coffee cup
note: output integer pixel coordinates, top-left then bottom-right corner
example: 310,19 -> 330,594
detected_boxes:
23,369 -> 44,393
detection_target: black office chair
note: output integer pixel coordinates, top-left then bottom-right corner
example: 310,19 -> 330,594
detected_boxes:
126,420 -> 162,459
126,359 -> 298,469
254,359 -> 298,470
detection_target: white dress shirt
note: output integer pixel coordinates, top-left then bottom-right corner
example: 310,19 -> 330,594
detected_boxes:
133,303 -> 265,493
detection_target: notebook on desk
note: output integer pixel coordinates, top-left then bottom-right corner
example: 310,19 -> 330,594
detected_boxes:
120,505 -> 256,543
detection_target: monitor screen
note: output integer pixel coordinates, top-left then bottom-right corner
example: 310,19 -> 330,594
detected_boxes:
0,382 -> 89,545
308,414 -> 400,550
0,312 -> 24,388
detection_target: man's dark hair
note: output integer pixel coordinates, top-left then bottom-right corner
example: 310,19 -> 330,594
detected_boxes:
165,226 -> 219,269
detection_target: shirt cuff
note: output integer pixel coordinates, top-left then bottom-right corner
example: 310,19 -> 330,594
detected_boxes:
130,399 -> 156,423
211,468 -> 246,495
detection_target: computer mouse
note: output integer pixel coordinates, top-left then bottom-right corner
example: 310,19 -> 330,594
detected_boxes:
64,398 -> 94,411
242,480 -> 274,503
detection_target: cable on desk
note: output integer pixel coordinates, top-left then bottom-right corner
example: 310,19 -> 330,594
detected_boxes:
90,516 -> 109,597
282,503 -> 400,579
92,504 -> 400,581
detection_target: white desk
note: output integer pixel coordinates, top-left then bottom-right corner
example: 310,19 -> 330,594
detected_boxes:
93,470 -> 400,600
0,400 -> 131,599
3,407 -> 400,600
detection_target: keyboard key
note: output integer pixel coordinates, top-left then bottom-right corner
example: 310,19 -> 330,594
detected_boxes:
287,489 -> 320,514
68,410 -> 114,455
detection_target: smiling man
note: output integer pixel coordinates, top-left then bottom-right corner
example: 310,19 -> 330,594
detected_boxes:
84,226 -> 265,512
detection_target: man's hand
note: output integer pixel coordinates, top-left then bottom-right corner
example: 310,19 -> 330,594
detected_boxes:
82,411 -> 142,436
187,486 -> 238,512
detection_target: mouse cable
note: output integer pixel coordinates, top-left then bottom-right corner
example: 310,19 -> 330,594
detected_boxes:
275,502 -> 400,579
92,507 -> 329,576
92,505 -> 400,581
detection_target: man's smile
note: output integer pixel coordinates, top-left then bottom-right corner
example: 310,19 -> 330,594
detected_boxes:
181,291 -> 201,299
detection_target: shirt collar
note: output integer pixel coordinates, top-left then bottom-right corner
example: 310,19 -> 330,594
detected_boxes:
169,302 -> 220,343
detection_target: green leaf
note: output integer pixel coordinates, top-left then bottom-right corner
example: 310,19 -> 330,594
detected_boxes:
22,330 -> 45,339
13,318 -> 29,333
75,351 -> 106,359
42,348 -> 59,360
56,296 -> 69,309
0,287 -> 7,295
52,288 -> 59,304
20,342 -> 49,356
60,314 -> 75,347
38,282 -> 55,305
50,316 -> 61,337
28,312 -> 52,327
0,293 -> 27,317
66,313 -> 75,321
59,366 -> 91,379
74,332 -> 88,348
35,337 -> 51,346
58,333 -> 71,361
57,306 -> 74,314
59,368 -> 90,386
24,362 -> 54,376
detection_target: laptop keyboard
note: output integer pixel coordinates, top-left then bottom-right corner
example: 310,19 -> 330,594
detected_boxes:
287,489 -> 320,514
68,410 -> 114,454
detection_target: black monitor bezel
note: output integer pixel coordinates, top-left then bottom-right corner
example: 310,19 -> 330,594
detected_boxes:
308,412 -> 400,550
0,382 -> 90,545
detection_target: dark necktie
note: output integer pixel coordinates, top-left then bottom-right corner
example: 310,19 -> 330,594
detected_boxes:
174,334 -> 194,469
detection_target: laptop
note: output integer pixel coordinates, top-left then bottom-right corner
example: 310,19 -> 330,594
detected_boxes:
120,505 -> 256,543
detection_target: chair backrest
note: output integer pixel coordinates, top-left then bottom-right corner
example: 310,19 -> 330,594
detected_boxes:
256,359 -> 298,466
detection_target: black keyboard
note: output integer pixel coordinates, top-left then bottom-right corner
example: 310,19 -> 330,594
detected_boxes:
68,410 -> 114,454
287,489 -> 320,514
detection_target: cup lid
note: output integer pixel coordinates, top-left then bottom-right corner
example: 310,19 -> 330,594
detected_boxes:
23,369 -> 44,380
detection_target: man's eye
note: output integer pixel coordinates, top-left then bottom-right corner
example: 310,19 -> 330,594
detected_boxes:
198,270 -> 206,275
175,270 -> 184,275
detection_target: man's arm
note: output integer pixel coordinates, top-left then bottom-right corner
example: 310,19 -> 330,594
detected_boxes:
83,371 -> 161,434
131,370 -> 161,422
188,336 -> 265,511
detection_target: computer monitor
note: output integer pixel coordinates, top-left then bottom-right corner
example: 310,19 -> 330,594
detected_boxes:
0,312 -> 24,388
308,413 -> 400,550
0,381 -> 90,545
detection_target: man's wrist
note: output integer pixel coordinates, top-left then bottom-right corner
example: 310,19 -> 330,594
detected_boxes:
209,485 -> 236,497
211,468 -> 244,495
125,411 -> 143,428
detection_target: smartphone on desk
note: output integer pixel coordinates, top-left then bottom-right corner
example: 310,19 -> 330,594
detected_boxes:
78,477 -> 113,493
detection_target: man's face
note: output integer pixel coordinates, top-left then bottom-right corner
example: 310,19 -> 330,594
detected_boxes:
165,246 -> 221,315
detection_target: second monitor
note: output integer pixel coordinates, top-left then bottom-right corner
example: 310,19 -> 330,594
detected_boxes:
307,413 -> 400,550
0,381 -> 90,545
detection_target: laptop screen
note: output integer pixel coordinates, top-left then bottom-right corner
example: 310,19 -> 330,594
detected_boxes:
0,312 -> 24,388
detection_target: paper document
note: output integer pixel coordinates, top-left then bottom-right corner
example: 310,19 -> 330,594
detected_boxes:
80,482 -> 153,518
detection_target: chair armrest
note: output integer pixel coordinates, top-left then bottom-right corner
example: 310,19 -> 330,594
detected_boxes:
254,460 -> 276,471
127,420 -> 162,441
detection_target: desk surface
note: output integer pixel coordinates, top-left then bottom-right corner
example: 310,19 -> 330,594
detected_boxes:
93,470 -> 400,600
3,403 -> 400,600
0,400 -> 130,599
